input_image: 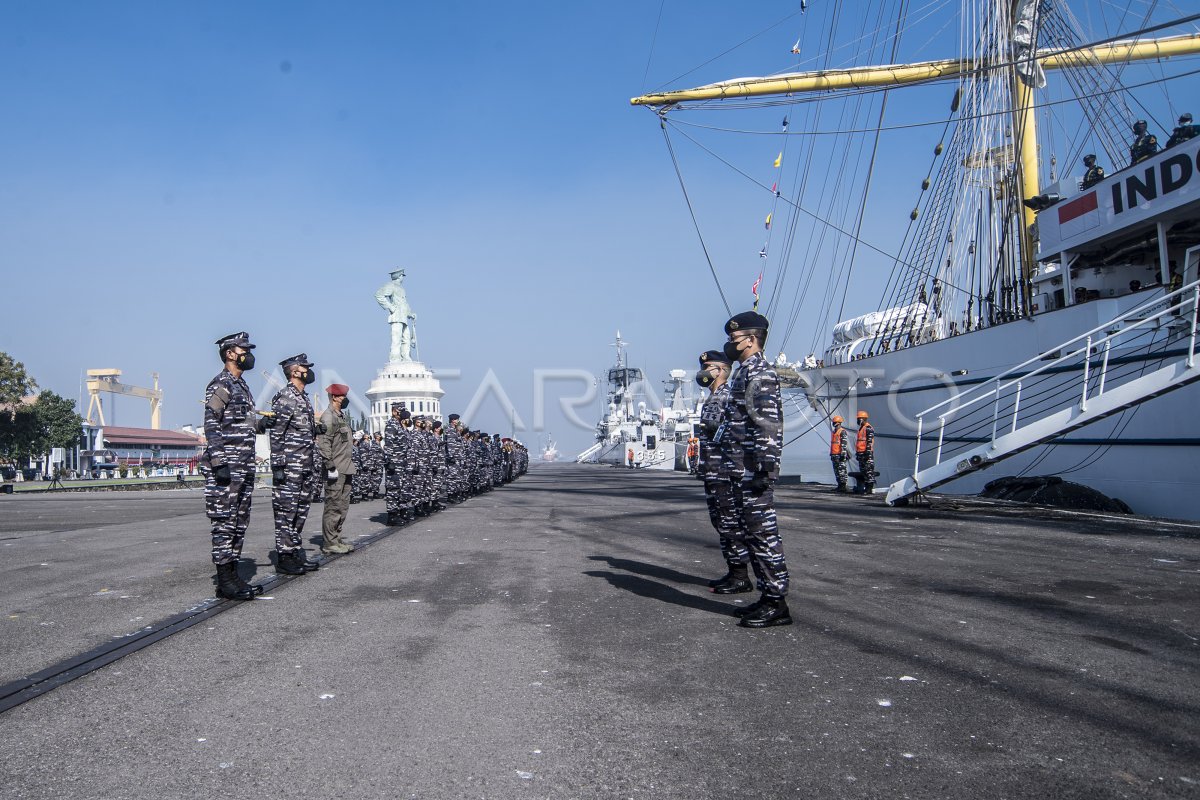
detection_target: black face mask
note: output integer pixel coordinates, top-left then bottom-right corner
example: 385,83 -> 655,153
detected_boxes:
695,370 -> 715,388
300,369 -> 316,385
722,341 -> 742,361
237,352 -> 256,371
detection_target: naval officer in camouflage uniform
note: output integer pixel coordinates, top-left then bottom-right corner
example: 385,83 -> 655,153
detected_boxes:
269,354 -> 323,575
316,383 -> 356,554
203,332 -> 274,600
696,348 -> 751,595
384,405 -> 415,524
368,432 -> 386,499
445,414 -> 466,502
721,312 -> 792,628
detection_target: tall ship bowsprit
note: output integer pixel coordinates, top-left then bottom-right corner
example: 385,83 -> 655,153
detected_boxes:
633,2 -> 1200,519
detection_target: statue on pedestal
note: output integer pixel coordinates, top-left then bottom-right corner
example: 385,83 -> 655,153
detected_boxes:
375,269 -> 418,362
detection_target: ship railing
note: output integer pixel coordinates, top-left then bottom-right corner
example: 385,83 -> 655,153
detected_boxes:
910,276 -> 1200,477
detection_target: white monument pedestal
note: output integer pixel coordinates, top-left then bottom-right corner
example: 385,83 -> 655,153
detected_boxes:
365,360 -> 444,434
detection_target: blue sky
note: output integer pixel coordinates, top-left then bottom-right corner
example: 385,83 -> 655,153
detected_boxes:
4,1 -> 1198,455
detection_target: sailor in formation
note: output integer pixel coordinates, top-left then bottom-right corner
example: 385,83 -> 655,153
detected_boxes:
269,354 -> 322,575
695,348 -> 751,595
1167,113 -> 1196,148
198,331 -> 530,599
202,332 -> 275,600
718,311 -> 792,629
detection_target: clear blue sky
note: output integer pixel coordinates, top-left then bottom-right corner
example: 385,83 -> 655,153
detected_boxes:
4,1 -> 1198,455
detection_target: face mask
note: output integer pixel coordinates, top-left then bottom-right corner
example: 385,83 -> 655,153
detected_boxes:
695,370 -> 715,388
722,341 -> 742,361
300,370 -> 316,385
237,352 -> 256,370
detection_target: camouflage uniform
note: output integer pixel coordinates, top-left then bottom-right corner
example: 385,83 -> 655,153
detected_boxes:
491,436 -> 504,485
350,438 -> 368,502
856,421 -> 876,493
701,381 -> 748,571
385,417 -> 418,516
368,436 -> 385,499
203,367 -> 261,565
444,424 -> 465,499
726,351 -> 788,599
269,382 -> 318,555
479,436 -> 494,490
830,423 -> 850,491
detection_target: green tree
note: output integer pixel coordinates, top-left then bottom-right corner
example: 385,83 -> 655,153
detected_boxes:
0,407 -> 43,461
34,391 -> 84,451
0,352 -> 37,408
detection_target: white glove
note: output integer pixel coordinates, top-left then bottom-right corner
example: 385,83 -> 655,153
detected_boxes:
327,468 -> 339,480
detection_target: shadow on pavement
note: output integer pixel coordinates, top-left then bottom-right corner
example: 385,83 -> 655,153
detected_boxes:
583,570 -> 736,616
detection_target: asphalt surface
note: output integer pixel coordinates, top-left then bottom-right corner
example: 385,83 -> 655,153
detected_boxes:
0,463 -> 1198,799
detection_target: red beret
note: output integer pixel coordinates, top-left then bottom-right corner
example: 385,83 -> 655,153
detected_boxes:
326,383 -> 349,396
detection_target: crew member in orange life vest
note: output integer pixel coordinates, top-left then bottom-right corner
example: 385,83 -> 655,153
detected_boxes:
855,410 -> 876,494
829,415 -> 850,493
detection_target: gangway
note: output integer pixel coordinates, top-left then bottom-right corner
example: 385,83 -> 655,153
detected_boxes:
886,269 -> 1200,506
575,442 -> 604,463
85,370 -> 163,429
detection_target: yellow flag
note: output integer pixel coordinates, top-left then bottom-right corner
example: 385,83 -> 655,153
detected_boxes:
765,213 -> 772,230
773,152 -> 782,168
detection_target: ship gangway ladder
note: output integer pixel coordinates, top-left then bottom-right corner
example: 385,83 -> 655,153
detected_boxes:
886,273 -> 1200,506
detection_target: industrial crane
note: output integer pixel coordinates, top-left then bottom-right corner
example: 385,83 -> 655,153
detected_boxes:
85,369 -> 163,429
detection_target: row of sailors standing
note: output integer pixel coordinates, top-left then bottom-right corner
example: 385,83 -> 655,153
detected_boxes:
200,331 -> 527,602
1080,114 -> 1196,190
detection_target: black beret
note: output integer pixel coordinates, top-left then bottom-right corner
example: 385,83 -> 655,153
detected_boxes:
448,413 -> 460,422
724,311 -> 769,335
698,349 -> 732,367
399,410 -> 411,421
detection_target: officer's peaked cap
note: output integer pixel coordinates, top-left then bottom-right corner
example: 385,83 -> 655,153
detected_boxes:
448,413 -> 461,422
699,349 -> 733,366
216,331 -> 255,350
724,311 -> 769,335
279,353 -> 313,369
1083,153 -> 1096,163
1182,113 -> 1194,123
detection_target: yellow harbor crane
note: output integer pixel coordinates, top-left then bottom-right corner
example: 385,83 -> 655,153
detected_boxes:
85,369 -> 163,429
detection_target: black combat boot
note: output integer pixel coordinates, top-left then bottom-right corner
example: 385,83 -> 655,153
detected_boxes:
386,511 -> 399,526
216,562 -> 255,600
276,551 -> 307,575
296,549 -> 320,571
708,568 -> 738,588
738,597 -> 793,628
710,564 -> 753,594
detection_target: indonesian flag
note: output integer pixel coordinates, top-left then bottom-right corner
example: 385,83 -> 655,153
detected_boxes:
1056,190 -> 1100,240
773,152 -> 782,168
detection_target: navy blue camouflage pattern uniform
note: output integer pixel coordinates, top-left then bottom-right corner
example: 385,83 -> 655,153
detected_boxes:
700,375 -> 748,572
269,379 -> 318,555
203,366 -> 261,565
727,350 -> 788,599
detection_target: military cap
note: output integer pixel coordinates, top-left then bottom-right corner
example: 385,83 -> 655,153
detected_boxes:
432,420 -> 443,430
399,410 -> 411,421
724,311 -> 769,334
1182,113 -> 1194,123
215,331 -> 255,350
326,383 -> 349,396
698,349 -> 733,366
279,353 -> 313,369
390,401 -> 405,410
1083,153 -> 1096,164
448,413 -> 460,422
353,430 -> 365,440
1133,119 -> 1148,129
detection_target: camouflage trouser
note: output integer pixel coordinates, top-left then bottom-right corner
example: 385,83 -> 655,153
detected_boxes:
272,468 -> 314,553
204,465 -> 255,565
856,453 -> 876,490
370,468 -> 384,498
350,471 -> 365,502
385,470 -> 407,513
704,478 -> 749,568
732,479 -> 789,598
831,455 -> 849,488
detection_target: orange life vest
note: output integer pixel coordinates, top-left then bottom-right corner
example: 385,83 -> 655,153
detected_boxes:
856,423 -> 873,454
830,426 -> 845,456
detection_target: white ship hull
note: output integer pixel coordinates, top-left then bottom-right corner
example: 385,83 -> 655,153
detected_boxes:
796,289 -> 1200,520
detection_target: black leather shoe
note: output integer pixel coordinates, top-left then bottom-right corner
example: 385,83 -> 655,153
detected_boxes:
276,552 -> 306,575
711,575 -> 754,594
296,550 -> 320,571
738,598 -> 792,628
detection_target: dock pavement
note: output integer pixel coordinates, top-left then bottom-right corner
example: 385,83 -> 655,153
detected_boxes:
0,463 -> 1197,798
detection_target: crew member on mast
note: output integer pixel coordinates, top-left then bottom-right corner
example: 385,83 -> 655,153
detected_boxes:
1080,154 -> 1105,189
855,410 -> 876,495
1167,113 -> 1196,148
721,311 -> 792,628
1130,120 -> 1159,165
829,415 -> 850,493
695,349 -> 751,595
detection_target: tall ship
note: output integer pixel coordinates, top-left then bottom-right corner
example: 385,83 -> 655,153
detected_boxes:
632,2 -> 1200,518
